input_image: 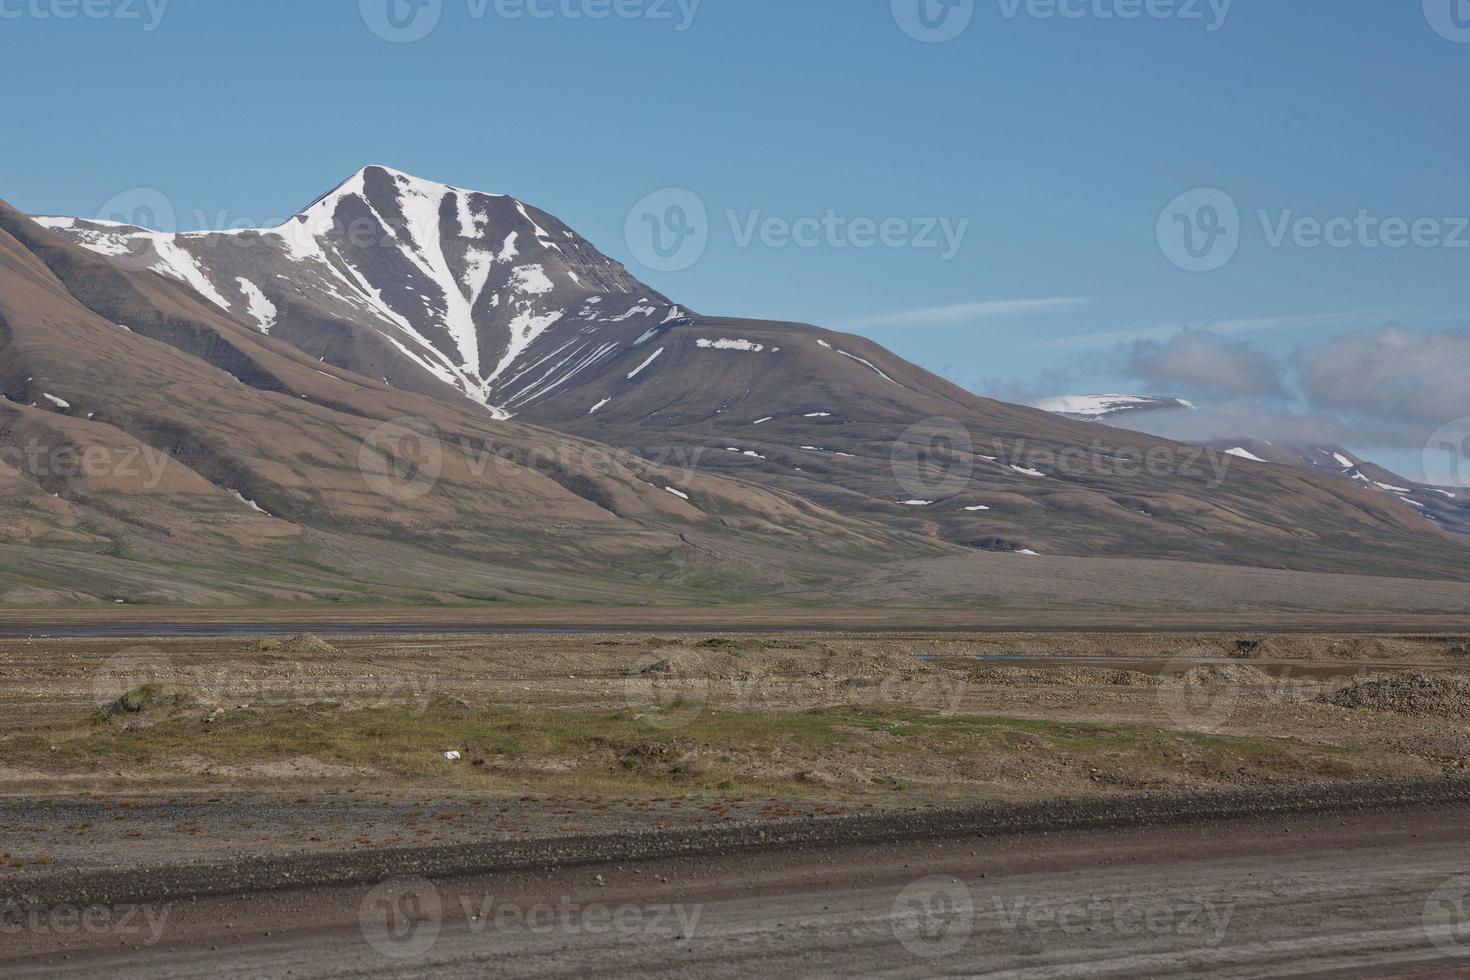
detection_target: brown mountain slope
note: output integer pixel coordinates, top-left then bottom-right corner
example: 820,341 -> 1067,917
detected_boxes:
33,165 -> 679,413
0,201 -> 932,606
36,169 -> 1469,583
1184,438 -> 1470,538
509,315 -> 1470,581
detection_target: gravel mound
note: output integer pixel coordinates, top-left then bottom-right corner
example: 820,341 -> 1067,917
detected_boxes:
254,633 -> 341,656
1173,664 -> 1276,687
1320,674 -> 1470,721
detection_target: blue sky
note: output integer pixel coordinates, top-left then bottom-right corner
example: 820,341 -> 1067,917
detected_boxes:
3,0 -> 1468,478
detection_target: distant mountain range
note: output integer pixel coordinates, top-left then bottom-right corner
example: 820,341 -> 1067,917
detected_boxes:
1034,394 -> 1469,537
4,167 -> 1467,606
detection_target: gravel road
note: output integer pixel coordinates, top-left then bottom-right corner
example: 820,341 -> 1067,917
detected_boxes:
5,779 -> 1470,977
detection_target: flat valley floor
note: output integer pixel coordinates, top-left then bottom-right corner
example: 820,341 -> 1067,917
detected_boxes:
4,628 -> 1470,977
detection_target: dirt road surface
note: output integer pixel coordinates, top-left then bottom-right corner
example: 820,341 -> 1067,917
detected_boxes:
7,796 -> 1470,978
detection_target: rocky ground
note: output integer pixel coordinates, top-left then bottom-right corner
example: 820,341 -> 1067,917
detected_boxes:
1,630 -> 1468,875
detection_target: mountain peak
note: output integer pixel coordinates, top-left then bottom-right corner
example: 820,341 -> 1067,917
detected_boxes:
38,168 -> 676,418
293,164 -> 508,227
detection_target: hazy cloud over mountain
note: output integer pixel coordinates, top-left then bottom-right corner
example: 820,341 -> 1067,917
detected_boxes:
1295,326 -> 1470,429
1107,325 -> 1470,464
1114,395 -> 1323,440
1127,330 -> 1285,398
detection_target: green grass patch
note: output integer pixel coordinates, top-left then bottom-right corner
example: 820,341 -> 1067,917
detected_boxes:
2,698 -> 1361,795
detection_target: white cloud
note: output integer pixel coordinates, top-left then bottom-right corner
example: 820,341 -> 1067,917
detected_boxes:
1129,330 -> 1285,398
1297,326 -> 1470,427
1051,310 -> 1383,349
839,298 -> 1087,331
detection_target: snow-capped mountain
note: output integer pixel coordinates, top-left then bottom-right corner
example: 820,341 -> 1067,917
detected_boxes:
1291,444 -> 1467,534
1032,394 -> 1196,421
13,177 -> 1470,580
36,166 -> 686,418
1036,395 -> 1468,535
1169,435 -> 1464,529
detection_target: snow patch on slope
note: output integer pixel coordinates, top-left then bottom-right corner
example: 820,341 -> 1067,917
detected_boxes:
697,338 -> 765,352
235,278 -> 278,333
626,348 -> 664,380
1035,394 -> 1195,419
838,350 -> 902,386
229,489 -> 271,516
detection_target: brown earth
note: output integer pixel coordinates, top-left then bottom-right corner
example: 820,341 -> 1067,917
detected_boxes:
0,199 -> 929,607
8,188 -> 1470,608
2,631 -> 1469,875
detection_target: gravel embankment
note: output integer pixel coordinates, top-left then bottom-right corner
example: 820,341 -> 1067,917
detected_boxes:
8,775 -> 1470,912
